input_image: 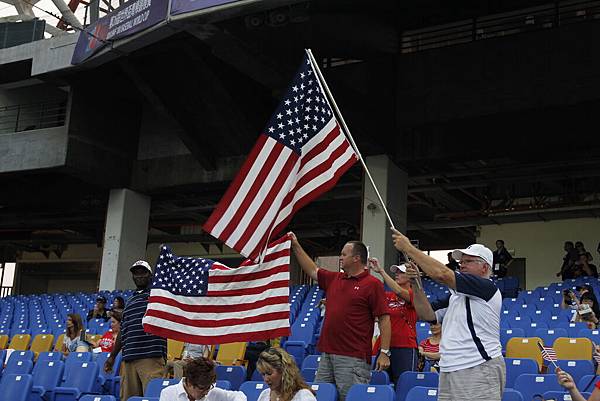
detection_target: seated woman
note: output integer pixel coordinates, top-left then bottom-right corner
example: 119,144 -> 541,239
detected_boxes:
572,294 -> 599,329
557,367 -> 600,400
92,311 -> 121,353
159,357 -> 246,401
61,313 -> 87,356
256,347 -> 316,401
108,296 -> 125,318
418,322 -> 441,372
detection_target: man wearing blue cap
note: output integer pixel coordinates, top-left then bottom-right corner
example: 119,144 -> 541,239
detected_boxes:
391,228 -> 505,401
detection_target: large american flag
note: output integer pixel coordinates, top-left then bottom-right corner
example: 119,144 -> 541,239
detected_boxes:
142,235 -> 291,344
203,51 -> 358,260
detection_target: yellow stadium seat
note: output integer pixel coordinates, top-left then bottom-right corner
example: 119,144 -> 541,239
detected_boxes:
8,334 -> 31,351
0,335 -> 8,349
506,337 -> 544,370
54,334 -> 65,351
30,334 -> 54,357
216,342 -> 247,366
554,337 -> 593,360
167,339 -> 185,361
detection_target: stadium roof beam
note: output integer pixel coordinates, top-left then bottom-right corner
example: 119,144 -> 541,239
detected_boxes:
186,23 -> 286,90
119,59 -> 219,170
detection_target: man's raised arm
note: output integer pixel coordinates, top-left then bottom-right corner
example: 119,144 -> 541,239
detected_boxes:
289,232 -> 318,281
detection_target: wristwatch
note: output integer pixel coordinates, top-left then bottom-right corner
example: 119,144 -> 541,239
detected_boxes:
380,348 -> 391,357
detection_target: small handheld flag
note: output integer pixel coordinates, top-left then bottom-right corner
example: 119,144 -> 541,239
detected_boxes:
537,342 -> 559,369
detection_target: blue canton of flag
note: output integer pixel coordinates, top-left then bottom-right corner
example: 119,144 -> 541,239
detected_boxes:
152,246 -> 212,296
264,57 -> 334,155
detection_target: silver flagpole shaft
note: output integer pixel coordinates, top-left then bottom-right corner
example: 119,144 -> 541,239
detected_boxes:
306,48 -> 396,230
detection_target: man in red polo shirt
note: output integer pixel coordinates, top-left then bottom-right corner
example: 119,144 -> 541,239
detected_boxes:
289,232 -> 391,401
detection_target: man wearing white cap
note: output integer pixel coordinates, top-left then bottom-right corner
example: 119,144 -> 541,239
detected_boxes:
391,228 -> 505,401
104,260 -> 167,401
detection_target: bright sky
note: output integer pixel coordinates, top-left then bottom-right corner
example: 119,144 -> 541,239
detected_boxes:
0,0 -> 91,33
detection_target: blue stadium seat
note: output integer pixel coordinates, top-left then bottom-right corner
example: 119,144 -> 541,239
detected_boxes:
51,361 -> 99,401
405,386 -> 438,401
513,374 -> 562,401
524,322 -> 548,337
250,368 -> 263,381
396,371 -> 439,401
215,380 -> 232,390
505,358 -> 539,388
240,381 -> 268,401
38,351 -> 62,362
7,350 -> 34,363
301,355 -> 322,370
79,396 -> 116,401
284,322 -> 316,367
215,365 -> 246,390
578,328 -> 600,344
534,328 -> 568,348
577,375 -> 600,393
145,378 -> 179,397
3,358 -> 33,375
543,391 -> 591,401
500,328 -> 525,351
502,388 -> 524,401
0,374 -> 33,401
126,398 -> 159,401
30,360 -> 65,401
555,360 -> 594,385
306,382 -> 338,401
300,367 -> 317,383
346,384 -> 394,401
369,370 -> 389,385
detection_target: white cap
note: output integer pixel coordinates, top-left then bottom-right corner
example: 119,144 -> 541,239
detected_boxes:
130,260 -> 152,273
390,264 -> 407,274
451,244 -> 493,268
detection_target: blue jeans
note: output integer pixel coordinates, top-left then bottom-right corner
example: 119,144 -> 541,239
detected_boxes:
389,347 -> 418,385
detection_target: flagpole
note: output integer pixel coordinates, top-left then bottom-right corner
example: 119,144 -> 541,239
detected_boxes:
305,49 -> 397,231
537,341 -> 559,370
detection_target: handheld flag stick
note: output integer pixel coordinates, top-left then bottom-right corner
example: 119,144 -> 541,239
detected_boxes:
537,341 -> 559,370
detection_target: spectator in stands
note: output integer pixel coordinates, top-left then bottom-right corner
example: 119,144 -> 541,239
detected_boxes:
244,340 -> 271,381
159,356 -> 246,401
369,258 -> 419,384
392,228 -> 505,401
580,285 -> 600,316
558,241 -> 580,280
104,260 -> 167,401
492,240 -> 513,278
256,347 -> 316,401
556,367 -> 600,401
418,322 -> 441,372
109,296 -> 125,317
576,241 -> 594,261
572,294 -> 599,329
289,232 -> 391,401
168,343 -> 211,379
445,252 -> 459,271
575,253 -> 599,278
62,313 -> 86,356
92,311 -> 121,353
87,295 -> 110,322
562,288 -> 579,310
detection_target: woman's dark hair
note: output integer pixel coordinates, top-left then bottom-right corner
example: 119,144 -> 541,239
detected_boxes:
66,313 -> 84,339
110,311 -> 122,323
113,296 -> 125,309
183,357 -> 217,388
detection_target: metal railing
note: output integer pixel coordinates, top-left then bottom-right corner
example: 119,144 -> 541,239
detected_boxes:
401,0 -> 600,53
0,100 -> 68,134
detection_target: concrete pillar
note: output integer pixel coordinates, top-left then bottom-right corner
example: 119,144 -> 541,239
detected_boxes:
361,155 -> 408,272
99,189 -> 151,290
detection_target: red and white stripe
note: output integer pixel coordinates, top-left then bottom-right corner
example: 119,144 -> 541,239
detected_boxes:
204,117 -> 357,260
142,235 -> 291,344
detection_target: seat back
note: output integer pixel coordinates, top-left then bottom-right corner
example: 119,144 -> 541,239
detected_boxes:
215,342 -> 247,366
215,380 -> 232,390
3,358 -> 33,375
240,381 -> 268,401
534,328 -> 568,348
31,360 -> 64,394
63,361 -> 99,393
396,371 -> 439,401
405,386 -> 438,401
8,334 -> 31,351
555,359 -> 594,384
79,396 -> 117,401
301,355 -> 321,370
53,334 -> 65,351
543,391 -> 591,401
38,351 -> 62,362
308,382 -> 338,401
505,358 -> 539,387
301,367 -> 317,383
30,334 -> 54,356
145,378 -> 179,397
215,365 -> 247,390
502,388 -> 524,401
0,334 -> 9,349
553,337 -> 593,360
346,384 -> 394,401
506,337 -> 544,370
0,374 -> 33,401
7,350 -> 34,363
167,339 -> 185,361
513,374 -> 562,401
369,370 -> 389,385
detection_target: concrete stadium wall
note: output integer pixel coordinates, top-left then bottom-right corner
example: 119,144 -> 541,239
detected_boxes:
477,218 -> 600,290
